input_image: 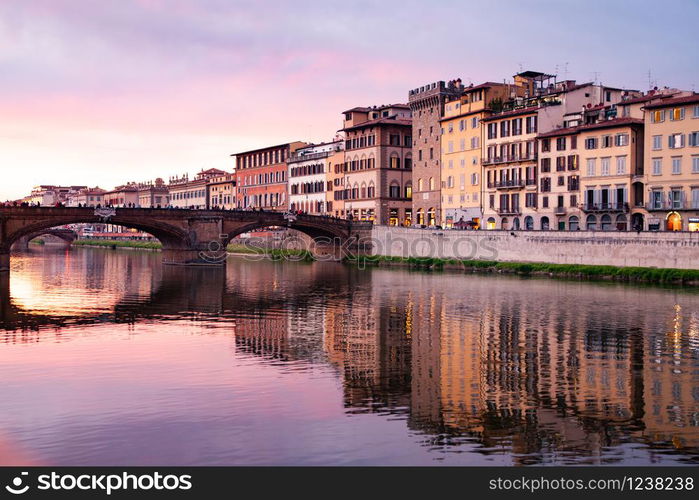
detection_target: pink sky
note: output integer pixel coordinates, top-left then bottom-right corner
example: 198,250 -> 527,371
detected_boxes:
1,0 -> 697,200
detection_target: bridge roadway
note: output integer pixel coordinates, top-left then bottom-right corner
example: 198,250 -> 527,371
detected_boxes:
0,206 -> 373,271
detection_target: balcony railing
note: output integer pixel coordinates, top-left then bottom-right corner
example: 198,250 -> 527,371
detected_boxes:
525,178 -> 537,186
554,206 -> 567,215
645,201 -> 696,211
482,153 -> 538,166
496,207 -> 522,216
582,202 -> 629,212
487,179 -> 525,189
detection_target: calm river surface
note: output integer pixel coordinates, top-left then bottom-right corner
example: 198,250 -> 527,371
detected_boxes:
1,246 -> 698,466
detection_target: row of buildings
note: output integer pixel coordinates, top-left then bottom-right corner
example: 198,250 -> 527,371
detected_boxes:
19,70 -> 699,231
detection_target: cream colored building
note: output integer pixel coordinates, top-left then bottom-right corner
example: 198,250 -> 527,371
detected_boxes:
340,104 -> 413,225
439,82 -> 513,228
642,94 -> 699,231
207,172 -> 236,209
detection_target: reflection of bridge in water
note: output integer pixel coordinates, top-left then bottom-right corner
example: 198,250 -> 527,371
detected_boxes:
1,257 -> 698,464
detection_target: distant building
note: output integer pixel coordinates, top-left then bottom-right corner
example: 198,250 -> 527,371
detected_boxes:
136,178 -> 169,208
168,168 -> 226,209
103,183 -> 139,207
288,140 -> 343,214
233,142 -> 306,211
326,147 -> 347,217
66,187 -> 107,207
340,104 -> 413,225
207,172 -> 236,209
27,185 -> 87,206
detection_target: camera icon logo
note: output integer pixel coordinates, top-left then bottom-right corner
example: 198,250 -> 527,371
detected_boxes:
5,472 -> 29,495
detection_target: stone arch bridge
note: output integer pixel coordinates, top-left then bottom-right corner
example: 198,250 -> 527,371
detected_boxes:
0,207 -> 373,271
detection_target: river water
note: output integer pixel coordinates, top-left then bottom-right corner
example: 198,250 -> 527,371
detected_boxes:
0,246 -> 698,466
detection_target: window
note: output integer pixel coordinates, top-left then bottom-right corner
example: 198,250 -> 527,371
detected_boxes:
693,188 -> 699,209
689,131 -> 699,146
601,135 -> 612,148
651,110 -> 665,123
556,156 -> 566,171
570,136 -> 577,150
487,123 -> 497,139
672,157 -> 681,174
670,189 -> 683,209
541,138 -> 550,152
601,157 -> 610,176
586,158 -> 596,176
694,156 -> 699,173
652,158 -> 662,175
512,118 -> 522,136
526,116 -> 537,134
458,120 -> 465,131
541,158 -> 551,173
585,137 -> 598,149
556,137 -> 566,151
669,133 -> 685,149
500,120 -> 510,137
471,173 -> 479,185
670,107 -> 685,121
694,105 -> 699,118
471,137 -> 479,148
615,134 -> 629,147
652,135 -> 662,150
651,190 -> 663,209
429,177 -> 434,190
616,156 -> 627,175
472,117 -> 479,128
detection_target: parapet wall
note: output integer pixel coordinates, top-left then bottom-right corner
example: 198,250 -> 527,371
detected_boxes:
369,227 -> 699,269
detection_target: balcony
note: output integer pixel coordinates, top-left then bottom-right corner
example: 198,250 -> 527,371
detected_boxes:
496,207 -> 522,216
488,179 -> 525,190
482,153 -> 538,166
525,178 -> 537,186
645,201 -> 695,211
582,202 -> 629,212
554,206 -> 567,215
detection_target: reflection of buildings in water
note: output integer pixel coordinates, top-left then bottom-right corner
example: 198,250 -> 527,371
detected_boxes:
643,303 -> 699,449
323,281 -> 411,412
366,273 -> 699,462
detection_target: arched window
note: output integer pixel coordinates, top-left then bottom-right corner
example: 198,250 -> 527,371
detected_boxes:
416,208 -> 425,225
568,215 -> 579,231
429,177 -> 435,191
540,216 -> 550,230
427,207 -> 436,226
524,216 -> 533,230
367,182 -> 375,198
404,155 -> 412,169
389,182 -> 401,198
600,214 -> 612,231
360,182 -> 367,199
501,217 -> 509,230
417,178 -> 424,192
513,217 -> 520,230
615,214 -> 627,231
586,214 -> 597,230
486,217 -> 496,230
405,182 -> 412,199
390,153 -> 400,169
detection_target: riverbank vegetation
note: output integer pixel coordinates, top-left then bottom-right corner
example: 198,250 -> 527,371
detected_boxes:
226,243 -> 314,261
349,255 -> 699,285
73,239 -> 162,250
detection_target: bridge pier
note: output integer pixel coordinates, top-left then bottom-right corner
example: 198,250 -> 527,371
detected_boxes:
0,252 -> 9,273
161,248 -> 226,267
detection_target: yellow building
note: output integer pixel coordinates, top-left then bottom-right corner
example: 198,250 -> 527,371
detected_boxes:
439,82 -> 513,228
642,94 -> 699,231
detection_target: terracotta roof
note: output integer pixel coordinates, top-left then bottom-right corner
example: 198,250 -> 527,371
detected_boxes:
537,117 -> 643,138
617,92 -> 679,106
643,93 -> 699,110
481,105 -> 539,122
231,142 -> 300,156
340,117 -> 412,132
463,81 -> 502,92
342,103 -> 410,114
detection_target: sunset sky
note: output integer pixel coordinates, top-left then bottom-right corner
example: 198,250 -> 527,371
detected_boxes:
1,0 -> 697,201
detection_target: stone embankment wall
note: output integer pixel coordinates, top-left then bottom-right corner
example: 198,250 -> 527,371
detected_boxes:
370,227 -> 699,269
